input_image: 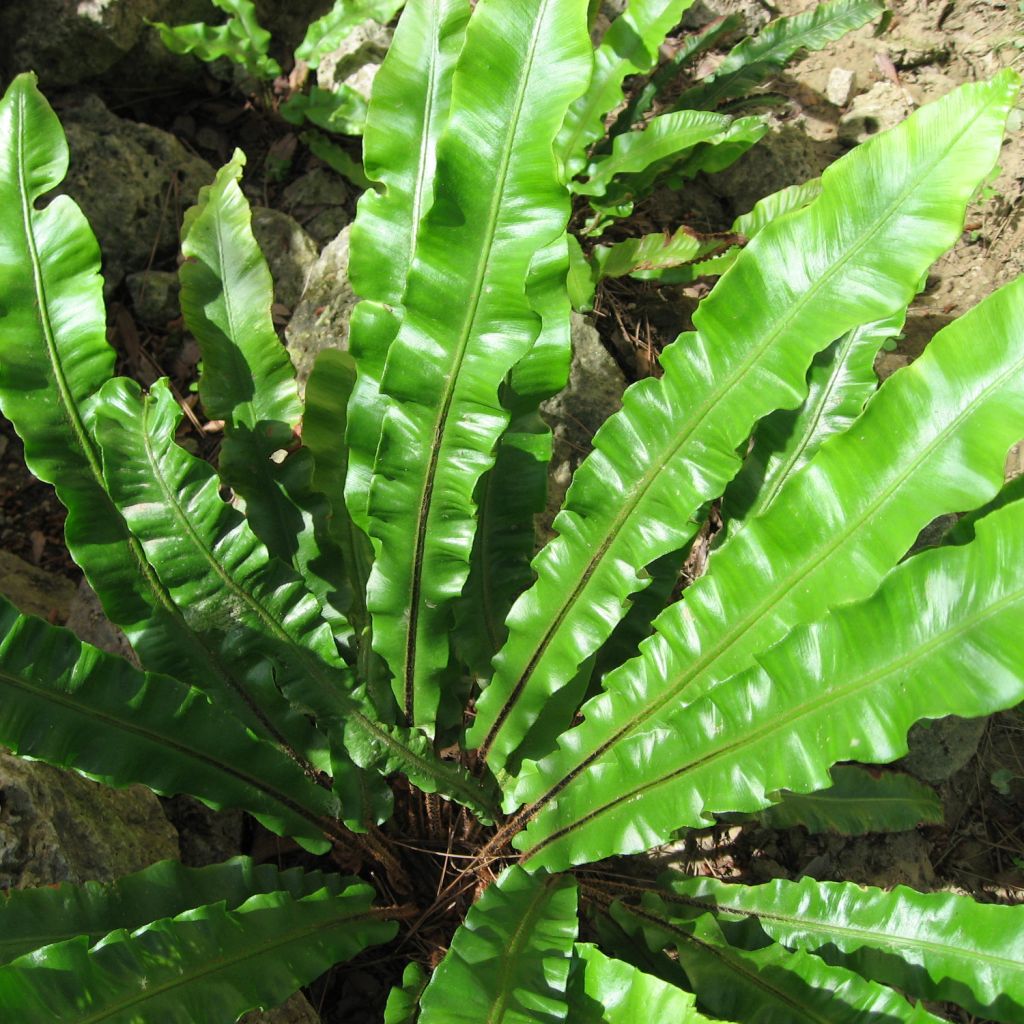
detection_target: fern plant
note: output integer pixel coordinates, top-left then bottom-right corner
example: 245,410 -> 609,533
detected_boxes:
1,0 -> 1024,1019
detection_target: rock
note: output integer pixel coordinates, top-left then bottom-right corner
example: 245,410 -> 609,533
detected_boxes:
0,0 -> 156,87
316,20 -> 393,105
126,270 -> 181,328
253,0 -> 333,54
251,208 -> 320,310
285,226 -> 356,387
540,313 -> 626,536
65,578 -> 136,661
161,795 -> 246,868
0,750 -> 178,889
0,551 -> 77,622
60,94 -> 214,291
838,81 -> 912,146
683,0 -> 771,34
712,122 -> 836,219
281,168 -> 351,247
901,716 -> 988,783
826,67 -> 856,107
0,0 -> 212,88
240,991 -> 322,1024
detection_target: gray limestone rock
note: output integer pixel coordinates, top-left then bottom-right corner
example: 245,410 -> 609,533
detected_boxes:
0,0 -> 212,88
240,991 -> 322,1024
316,20 -> 393,104
126,269 -> 181,328
0,751 -> 179,889
540,314 -> 626,537
285,226 -> 355,387
838,81 -> 912,146
901,716 -> 989,783
0,551 -> 77,622
60,94 -> 214,292
251,207 -> 321,311
281,168 -> 352,247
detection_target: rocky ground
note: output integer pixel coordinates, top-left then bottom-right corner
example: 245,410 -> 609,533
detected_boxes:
1,1 -> 1023,1021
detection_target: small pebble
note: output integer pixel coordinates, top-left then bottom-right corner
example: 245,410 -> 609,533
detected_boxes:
826,66 -> 856,107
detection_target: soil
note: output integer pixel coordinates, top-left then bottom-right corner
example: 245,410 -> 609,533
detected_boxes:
2,1 -> 1024,1021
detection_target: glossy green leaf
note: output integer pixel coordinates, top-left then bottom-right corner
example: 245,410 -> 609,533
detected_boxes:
0,858 -> 351,966
592,226 -> 732,280
453,236 -> 573,680
151,0 -> 280,79
385,962 -> 428,1024
660,874 -> 1024,1022
280,85 -> 368,136
575,110 -> 733,197
566,943 -> 711,1023
613,14 -> 744,133
363,0 -> 592,730
615,903 -> 941,1023
295,0 -> 407,68
0,73 -> 251,694
946,473 -> 1024,545
93,378 -> 494,818
758,764 -> 943,834
94,377 -> 346,766
558,0 -> 698,177
733,177 -> 823,236
676,0 -> 884,111
345,0 -> 470,535
723,311 -> 904,532
178,152 -> 342,611
419,866 -> 578,1024
0,596 -> 337,852
518,494 -> 1024,868
473,71 -> 1020,777
0,881 -> 395,1023
513,268 -> 1024,860
301,130 -> 372,189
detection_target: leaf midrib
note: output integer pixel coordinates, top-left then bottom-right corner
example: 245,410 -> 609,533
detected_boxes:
72,905 -> 378,1024
668,891 -> 1024,977
525,564 -> 1024,859
396,0 -> 555,723
525,339 -> 1024,821
487,87 -> 993,761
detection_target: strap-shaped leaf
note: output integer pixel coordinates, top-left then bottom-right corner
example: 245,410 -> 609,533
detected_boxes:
180,152 -> 350,634
151,0 -> 280,79
758,764 -> 943,835
676,0 -> 884,111
0,74 -> 245,691
613,14 -> 744,133
0,858 -> 349,966
557,0 -> 697,177
0,596 -> 337,852
0,880 -> 395,1023
946,473 -> 1024,546
281,84 -> 369,136
517,494 -> 1024,868
345,0 -> 471,536
723,311 -> 904,531
419,866 -> 578,1024
95,377 -> 348,762
385,963 -> 428,1024
473,71 -> 1020,775
364,0 -> 592,730
295,0 -> 407,68
512,270 -> 1024,834
613,903 -> 941,1023
453,237 -> 573,679
93,379 -> 494,818
575,110 -> 733,197
592,227 -> 734,281
567,943 -> 711,1023
660,874 -> 1024,1022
